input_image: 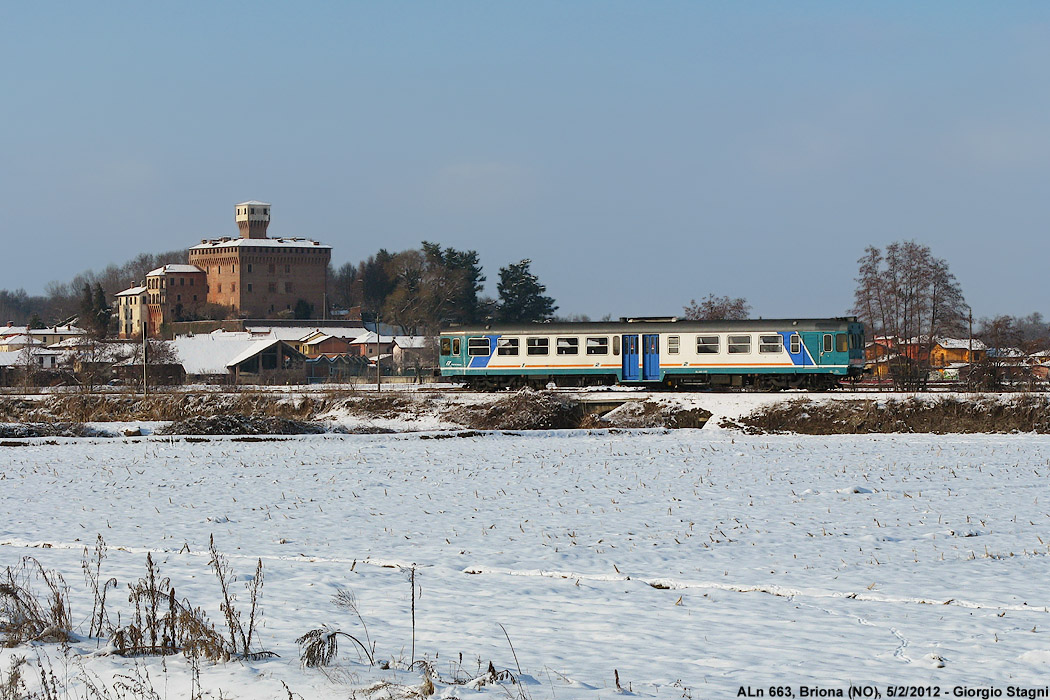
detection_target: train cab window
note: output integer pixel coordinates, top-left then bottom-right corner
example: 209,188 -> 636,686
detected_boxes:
527,337 -> 549,356
728,335 -> 751,354
790,334 -> 801,354
667,335 -> 680,354
696,335 -> 719,354
586,337 -> 609,355
759,335 -> 783,353
612,336 -> 620,355
556,337 -> 579,355
823,334 -> 833,353
468,337 -> 491,356
440,338 -> 452,355
837,334 -> 848,353
497,338 -> 519,356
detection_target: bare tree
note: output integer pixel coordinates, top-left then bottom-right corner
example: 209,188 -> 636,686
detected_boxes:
853,241 -> 967,389
682,294 -> 751,321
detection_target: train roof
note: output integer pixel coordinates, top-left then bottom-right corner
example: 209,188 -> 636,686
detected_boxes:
442,317 -> 862,335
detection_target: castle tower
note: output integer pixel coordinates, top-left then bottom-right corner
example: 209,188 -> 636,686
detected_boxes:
235,201 -> 271,239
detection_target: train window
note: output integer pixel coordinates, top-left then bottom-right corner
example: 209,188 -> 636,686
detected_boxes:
440,338 -> 451,355
728,335 -> 751,354
667,336 -> 680,354
849,333 -> 858,350
586,337 -> 609,355
790,334 -> 801,354
497,338 -> 519,356
836,334 -> 848,353
468,337 -> 491,356
556,337 -> 580,355
452,338 -> 461,355
823,334 -> 833,353
696,335 -> 719,353
612,336 -> 620,355
759,335 -> 783,353
527,337 -> 549,356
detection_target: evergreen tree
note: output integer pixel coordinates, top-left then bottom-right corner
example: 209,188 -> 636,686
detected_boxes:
496,259 -> 557,323
26,313 -> 45,330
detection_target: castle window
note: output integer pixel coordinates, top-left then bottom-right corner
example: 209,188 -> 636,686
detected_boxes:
180,278 -> 184,286
231,284 -> 236,293
247,264 -> 253,273
217,284 -> 222,293
232,265 -> 236,274
285,264 -> 290,273
268,282 -> 276,293
251,208 -> 255,214
247,283 -> 253,292
285,282 -> 292,293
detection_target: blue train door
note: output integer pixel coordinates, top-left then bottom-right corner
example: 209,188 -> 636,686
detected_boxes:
622,335 -> 640,381
642,334 -> 661,381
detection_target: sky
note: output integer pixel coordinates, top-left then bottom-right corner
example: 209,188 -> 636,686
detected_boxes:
2,2 -> 1049,320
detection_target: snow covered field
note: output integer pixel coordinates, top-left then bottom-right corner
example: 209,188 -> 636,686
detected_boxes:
3,429 -> 1050,698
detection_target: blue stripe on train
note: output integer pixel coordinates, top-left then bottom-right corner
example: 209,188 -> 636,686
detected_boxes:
468,334 -> 501,368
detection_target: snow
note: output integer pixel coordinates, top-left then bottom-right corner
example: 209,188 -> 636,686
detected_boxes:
170,331 -> 273,374
190,237 -> 331,250
3,429 -> 1050,698
146,264 -> 204,276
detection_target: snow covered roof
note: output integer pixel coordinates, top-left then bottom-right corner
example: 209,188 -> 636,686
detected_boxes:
190,238 -> 330,251
0,326 -> 29,338
237,200 -> 271,206
243,326 -> 366,342
146,264 -> 204,276
0,334 -> 41,346
936,338 -> 987,351
0,348 -> 62,366
33,325 -> 86,336
352,332 -> 429,349
171,332 -> 266,374
116,286 -> 147,297
224,339 -> 286,369
171,331 -> 302,373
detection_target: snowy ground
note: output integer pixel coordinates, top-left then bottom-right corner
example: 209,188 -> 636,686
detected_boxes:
3,430 -> 1050,698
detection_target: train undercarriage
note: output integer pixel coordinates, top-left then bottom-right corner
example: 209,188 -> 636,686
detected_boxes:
460,372 -> 847,392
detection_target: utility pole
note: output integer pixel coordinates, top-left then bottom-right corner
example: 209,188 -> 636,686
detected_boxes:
142,321 -> 148,397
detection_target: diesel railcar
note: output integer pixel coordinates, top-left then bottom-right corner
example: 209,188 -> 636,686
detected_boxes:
440,317 -> 865,390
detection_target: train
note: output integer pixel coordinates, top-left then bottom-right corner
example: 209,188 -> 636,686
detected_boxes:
439,317 -> 866,390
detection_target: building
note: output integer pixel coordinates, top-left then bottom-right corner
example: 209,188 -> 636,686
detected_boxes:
114,286 -> 148,339
187,202 -> 331,319
144,264 -> 207,336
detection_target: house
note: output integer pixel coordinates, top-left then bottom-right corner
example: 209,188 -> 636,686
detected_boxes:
170,330 -> 307,384
929,338 -> 986,368
114,285 -> 149,339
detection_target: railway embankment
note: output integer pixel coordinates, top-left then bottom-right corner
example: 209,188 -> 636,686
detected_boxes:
722,394 -> 1050,434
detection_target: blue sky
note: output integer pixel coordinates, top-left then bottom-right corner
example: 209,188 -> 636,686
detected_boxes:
2,3 -> 1048,319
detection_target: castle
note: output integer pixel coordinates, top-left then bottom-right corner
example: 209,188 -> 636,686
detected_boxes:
115,202 -> 332,338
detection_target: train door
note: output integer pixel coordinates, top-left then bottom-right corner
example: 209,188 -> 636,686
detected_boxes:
799,333 -> 823,366
622,334 -> 640,381
642,334 -> 660,381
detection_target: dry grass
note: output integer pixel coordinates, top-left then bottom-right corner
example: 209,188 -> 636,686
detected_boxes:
454,390 -> 583,430
724,395 -> 1050,434
0,558 -> 72,647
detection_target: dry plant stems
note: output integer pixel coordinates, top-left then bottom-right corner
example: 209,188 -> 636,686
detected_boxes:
332,587 -> 374,658
0,656 -> 27,700
410,567 -> 416,665
205,535 -> 274,660
296,626 -> 375,667
82,534 -> 117,639
0,557 -> 72,647
208,535 -> 243,656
